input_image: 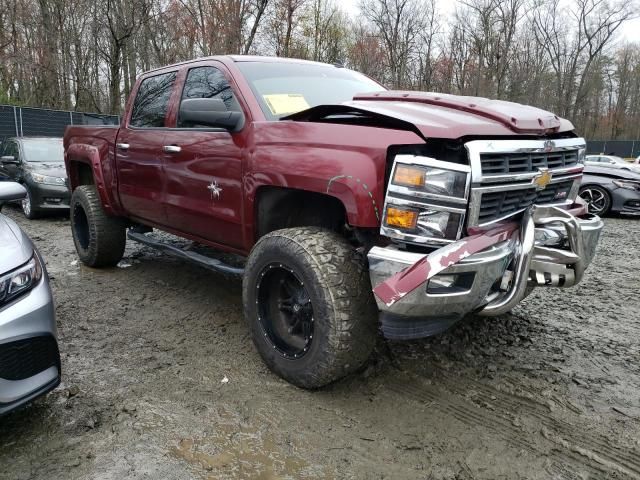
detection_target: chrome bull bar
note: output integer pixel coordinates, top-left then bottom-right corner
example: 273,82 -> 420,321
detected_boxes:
369,202 -> 603,332
479,205 -> 602,316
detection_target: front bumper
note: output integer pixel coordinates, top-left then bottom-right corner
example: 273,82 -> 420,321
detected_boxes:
368,204 -> 603,339
27,181 -> 70,211
0,267 -> 60,415
611,187 -> 640,214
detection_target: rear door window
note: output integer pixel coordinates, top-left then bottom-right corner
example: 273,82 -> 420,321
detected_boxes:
130,72 -> 177,128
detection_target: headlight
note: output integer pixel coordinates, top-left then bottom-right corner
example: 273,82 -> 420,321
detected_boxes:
30,172 -> 66,186
612,179 -> 640,191
382,155 -> 470,244
384,206 -> 462,239
0,255 -> 42,306
392,164 -> 467,197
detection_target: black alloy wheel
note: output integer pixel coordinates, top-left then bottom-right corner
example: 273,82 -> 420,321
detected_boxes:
256,263 -> 314,359
579,186 -> 611,215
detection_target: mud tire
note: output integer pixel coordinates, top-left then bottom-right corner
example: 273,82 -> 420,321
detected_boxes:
70,185 -> 126,267
243,227 -> 378,389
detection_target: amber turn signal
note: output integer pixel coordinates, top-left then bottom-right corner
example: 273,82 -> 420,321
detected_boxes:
393,165 -> 425,187
385,206 -> 419,230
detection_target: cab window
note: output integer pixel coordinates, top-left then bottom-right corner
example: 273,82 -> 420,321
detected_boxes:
130,72 -> 177,128
178,66 -> 242,128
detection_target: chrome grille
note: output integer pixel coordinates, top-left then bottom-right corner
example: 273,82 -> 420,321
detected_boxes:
478,180 -> 575,224
465,138 -> 586,228
480,150 -> 579,176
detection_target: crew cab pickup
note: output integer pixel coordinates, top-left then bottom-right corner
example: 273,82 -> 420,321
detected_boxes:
64,56 -> 603,388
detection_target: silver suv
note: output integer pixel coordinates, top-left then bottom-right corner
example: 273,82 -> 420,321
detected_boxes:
0,182 -> 60,415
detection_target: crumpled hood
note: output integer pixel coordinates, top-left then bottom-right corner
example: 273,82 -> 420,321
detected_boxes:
27,162 -> 67,179
0,215 -> 34,274
287,91 -> 575,139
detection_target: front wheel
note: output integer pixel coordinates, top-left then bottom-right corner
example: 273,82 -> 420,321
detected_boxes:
21,187 -> 39,219
243,227 -> 377,389
70,185 -> 126,267
579,185 -> 611,216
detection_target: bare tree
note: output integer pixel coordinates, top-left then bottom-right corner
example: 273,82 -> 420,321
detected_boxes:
359,0 -> 430,88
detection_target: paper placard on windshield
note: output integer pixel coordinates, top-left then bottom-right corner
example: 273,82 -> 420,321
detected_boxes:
263,94 -> 310,116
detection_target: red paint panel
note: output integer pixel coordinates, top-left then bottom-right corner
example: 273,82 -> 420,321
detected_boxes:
162,130 -> 245,248
64,126 -> 123,216
245,121 -> 424,238
115,128 -> 169,226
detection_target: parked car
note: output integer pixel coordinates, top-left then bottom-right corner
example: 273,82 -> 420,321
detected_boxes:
584,154 -> 640,174
0,137 -> 69,219
64,55 -> 602,388
0,182 -> 61,416
578,165 -> 640,216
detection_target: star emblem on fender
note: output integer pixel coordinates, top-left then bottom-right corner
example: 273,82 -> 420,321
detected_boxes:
207,180 -> 222,200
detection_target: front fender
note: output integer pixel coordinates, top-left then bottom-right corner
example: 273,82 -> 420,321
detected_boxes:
246,122 -> 425,230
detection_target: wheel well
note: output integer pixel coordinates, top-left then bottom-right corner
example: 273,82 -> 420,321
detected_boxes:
255,187 -> 347,239
579,183 -> 610,193
70,161 -> 94,188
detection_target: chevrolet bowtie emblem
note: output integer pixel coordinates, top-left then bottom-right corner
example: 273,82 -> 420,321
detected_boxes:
532,169 -> 552,190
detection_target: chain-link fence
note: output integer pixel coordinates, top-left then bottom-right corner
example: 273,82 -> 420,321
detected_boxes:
0,104 -> 119,141
586,140 -> 640,159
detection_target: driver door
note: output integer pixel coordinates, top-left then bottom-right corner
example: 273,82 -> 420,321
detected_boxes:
162,63 -> 246,249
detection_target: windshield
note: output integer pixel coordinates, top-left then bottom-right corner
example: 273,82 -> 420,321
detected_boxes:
22,139 -> 64,163
236,61 -> 384,120
610,156 -> 626,163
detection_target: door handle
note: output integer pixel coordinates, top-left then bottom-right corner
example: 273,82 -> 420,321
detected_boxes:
163,145 -> 181,154
116,143 -> 130,151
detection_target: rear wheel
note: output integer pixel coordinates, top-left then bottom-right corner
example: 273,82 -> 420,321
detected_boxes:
243,227 -> 377,389
579,185 -> 611,216
70,185 -> 126,267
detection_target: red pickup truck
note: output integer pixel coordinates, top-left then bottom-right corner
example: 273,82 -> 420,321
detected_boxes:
64,56 -> 603,388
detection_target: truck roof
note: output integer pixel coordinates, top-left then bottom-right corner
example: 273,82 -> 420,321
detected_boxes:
142,55 -> 337,76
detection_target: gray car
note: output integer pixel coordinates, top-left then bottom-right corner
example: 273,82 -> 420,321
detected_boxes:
0,137 -> 69,219
0,182 -> 60,416
579,166 -> 640,216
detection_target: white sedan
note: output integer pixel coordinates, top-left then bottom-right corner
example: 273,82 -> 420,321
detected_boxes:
585,155 -> 640,173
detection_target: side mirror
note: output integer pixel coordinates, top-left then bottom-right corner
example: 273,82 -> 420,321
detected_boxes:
1,155 -> 18,164
179,98 -> 244,131
0,182 -> 26,202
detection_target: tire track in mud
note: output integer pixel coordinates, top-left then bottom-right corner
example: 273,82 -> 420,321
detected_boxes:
260,401 -> 422,478
384,371 -> 640,479
435,371 -> 640,478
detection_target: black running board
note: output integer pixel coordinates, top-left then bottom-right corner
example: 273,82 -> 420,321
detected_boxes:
127,231 -> 244,276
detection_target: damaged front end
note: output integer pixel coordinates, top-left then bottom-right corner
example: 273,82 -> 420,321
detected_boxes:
368,138 -> 604,340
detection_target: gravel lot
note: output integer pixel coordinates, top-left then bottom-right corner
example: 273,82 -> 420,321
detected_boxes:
1,207 -> 639,480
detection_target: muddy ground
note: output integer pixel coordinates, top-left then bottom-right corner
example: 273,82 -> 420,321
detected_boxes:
0,207 -> 639,480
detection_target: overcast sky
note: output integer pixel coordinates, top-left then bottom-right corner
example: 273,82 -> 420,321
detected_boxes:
341,0 -> 640,44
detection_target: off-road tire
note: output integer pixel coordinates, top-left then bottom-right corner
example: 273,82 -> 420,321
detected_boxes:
243,227 -> 378,389
70,185 -> 126,267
